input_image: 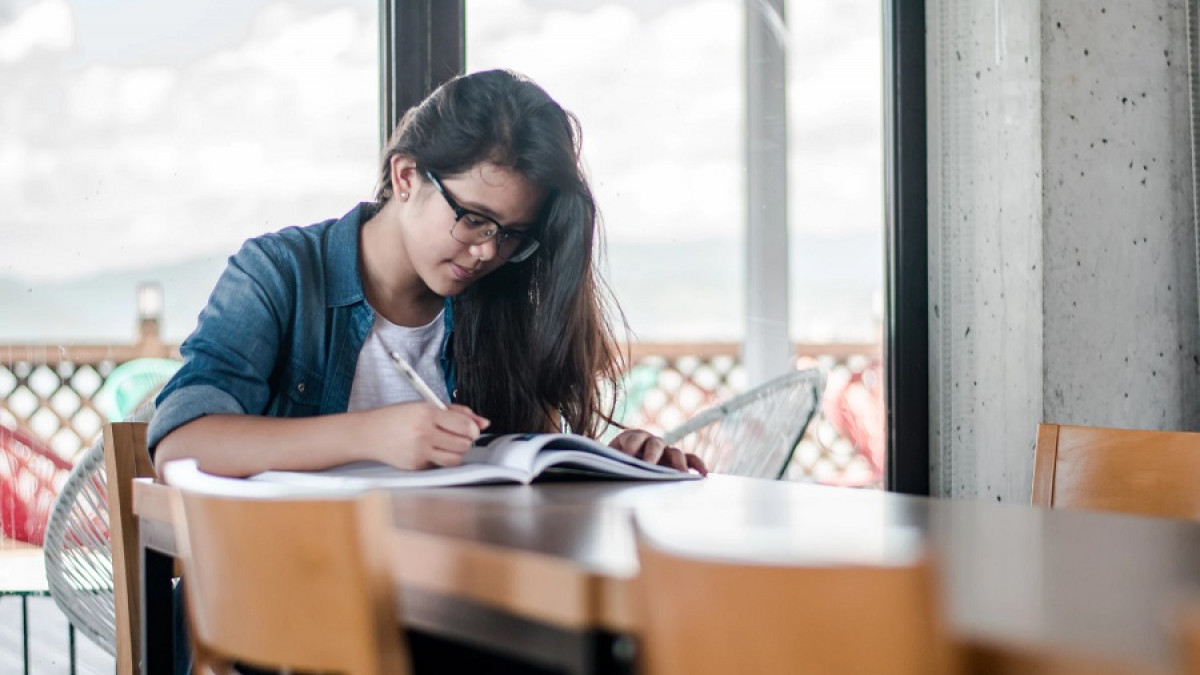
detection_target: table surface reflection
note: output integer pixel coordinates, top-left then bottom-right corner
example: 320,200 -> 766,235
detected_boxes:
136,475 -> 1200,674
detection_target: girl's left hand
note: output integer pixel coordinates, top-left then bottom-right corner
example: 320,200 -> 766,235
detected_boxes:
609,429 -> 708,475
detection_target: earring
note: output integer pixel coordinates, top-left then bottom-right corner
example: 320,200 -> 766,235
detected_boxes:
399,191 -> 409,200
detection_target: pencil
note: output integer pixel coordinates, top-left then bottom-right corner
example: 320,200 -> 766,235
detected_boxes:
387,351 -> 449,410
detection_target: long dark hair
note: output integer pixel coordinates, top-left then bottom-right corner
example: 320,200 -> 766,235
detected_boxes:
375,70 -> 626,436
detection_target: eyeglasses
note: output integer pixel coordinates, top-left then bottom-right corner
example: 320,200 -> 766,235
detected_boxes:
424,171 -> 540,263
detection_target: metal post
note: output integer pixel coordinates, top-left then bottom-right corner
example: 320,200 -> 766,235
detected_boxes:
22,595 -> 29,675
378,0 -> 465,144
744,0 -> 792,388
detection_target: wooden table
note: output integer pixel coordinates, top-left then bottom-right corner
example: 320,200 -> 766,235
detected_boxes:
133,476 -> 1200,674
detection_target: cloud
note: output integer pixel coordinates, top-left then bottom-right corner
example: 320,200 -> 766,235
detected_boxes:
67,64 -> 176,126
469,0 -> 882,241
2,0 -> 883,285
0,0 -> 377,282
0,0 -> 73,64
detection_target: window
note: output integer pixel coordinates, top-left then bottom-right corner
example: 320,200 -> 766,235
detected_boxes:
467,0 -> 886,486
1,0 -> 377,457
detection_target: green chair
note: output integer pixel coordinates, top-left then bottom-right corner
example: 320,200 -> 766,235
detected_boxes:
94,358 -> 180,422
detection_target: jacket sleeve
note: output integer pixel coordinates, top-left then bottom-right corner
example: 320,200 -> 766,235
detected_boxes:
147,236 -> 292,455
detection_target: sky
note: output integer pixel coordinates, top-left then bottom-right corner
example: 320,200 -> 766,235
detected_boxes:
0,0 -> 883,340
0,0 -> 882,277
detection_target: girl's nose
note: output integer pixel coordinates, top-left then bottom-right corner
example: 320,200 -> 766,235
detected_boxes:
470,237 -> 499,262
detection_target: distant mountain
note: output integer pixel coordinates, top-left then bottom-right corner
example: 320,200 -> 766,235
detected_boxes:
1,233 -> 881,344
1,255 -> 229,343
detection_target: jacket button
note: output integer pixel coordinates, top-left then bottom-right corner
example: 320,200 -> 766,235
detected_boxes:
297,383 -> 306,393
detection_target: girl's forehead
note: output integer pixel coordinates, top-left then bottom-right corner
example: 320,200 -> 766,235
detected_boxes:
449,163 -> 545,226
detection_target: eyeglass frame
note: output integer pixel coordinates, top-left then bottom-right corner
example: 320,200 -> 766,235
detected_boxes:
423,170 -> 541,263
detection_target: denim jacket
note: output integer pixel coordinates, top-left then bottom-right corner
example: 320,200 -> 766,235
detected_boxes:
148,203 -> 456,454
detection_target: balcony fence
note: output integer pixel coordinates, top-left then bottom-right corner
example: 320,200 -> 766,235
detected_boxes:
0,317 -> 883,488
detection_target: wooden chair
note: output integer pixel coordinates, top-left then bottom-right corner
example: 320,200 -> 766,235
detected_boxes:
1033,424 -> 1200,520
43,420 -> 155,674
662,367 -> 826,479
1181,603 -> 1200,675
632,523 -> 956,675
164,460 -> 409,675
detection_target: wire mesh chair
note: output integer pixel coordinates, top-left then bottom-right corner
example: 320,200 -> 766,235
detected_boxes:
662,367 -> 826,479
0,425 -> 72,546
42,403 -> 156,657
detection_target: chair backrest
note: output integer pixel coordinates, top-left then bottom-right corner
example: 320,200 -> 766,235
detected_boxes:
94,358 -> 181,422
43,418 -> 155,672
105,422 -> 156,675
633,525 -> 955,675
166,462 -> 409,675
0,424 -> 72,545
662,367 -> 825,479
1182,603 -> 1200,675
1033,424 -> 1200,521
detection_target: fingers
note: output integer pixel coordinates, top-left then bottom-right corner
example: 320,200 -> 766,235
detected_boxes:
426,446 -> 468,468
611,429 -> 704,474
448,403 -> 490,431
370,402 -> 486,470
660,446 -> 690,472
608,429 -> 650,458
433,405 -> 485,440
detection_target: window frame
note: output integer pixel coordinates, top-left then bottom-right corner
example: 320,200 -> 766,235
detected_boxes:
882,0 -> 929,495
378,0 -> 464,142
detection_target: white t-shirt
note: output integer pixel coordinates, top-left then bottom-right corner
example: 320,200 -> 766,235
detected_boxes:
347,310 -> 450,412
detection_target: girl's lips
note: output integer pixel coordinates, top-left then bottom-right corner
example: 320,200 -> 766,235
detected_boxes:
449,262 -> 481,281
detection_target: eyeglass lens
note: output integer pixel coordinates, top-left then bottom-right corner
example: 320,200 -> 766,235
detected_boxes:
450,219 -> 535,260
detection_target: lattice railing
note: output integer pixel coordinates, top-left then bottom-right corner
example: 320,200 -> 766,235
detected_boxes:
0,358 -> 111,462
2,333 -> 882,487
0,321 -> 174,462
616,342 -> 883,487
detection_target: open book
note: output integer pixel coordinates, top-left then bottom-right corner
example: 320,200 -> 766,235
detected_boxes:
250,433 -> 702,490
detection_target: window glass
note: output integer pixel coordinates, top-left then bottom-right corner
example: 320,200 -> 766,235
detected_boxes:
2,0 -> 378,345
0,0 -> 377,463
468,0 -> 884,486
468,0 -> 743,341
787,1 -> 884,486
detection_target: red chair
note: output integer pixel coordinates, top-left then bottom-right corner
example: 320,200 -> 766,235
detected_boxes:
821,359 -> 885,486
0,425 -> 72,546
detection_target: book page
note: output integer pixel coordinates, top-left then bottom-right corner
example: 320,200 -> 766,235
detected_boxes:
465,434 -> 546,473
532,450 -> 695,480
472,433 -> 695,480
251,461 -> 528,490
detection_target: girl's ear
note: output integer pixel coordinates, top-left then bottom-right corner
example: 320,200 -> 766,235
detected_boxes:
389,155 -> 420,200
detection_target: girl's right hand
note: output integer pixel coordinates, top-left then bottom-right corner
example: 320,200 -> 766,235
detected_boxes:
360,402 -> 490,470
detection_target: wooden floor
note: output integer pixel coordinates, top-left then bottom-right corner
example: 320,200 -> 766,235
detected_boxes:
1,538 -> 115,674
0,594 -> 115,674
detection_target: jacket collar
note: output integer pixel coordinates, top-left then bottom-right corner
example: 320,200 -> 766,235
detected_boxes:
325,202 -> 378,307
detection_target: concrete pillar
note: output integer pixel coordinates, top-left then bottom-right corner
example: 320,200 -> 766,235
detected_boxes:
1041,0 -> 1200,431
927,0 -> 1200,501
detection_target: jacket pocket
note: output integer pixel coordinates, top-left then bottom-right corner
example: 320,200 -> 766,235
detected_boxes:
282,362 -> 324,416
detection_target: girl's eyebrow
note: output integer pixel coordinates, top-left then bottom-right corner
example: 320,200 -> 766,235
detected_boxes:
458,199 -> 536,230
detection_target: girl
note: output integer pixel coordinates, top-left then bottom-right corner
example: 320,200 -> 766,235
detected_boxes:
150,69 -> 706,477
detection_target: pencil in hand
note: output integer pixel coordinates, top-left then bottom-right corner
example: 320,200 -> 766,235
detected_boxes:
387,351 -> 448,410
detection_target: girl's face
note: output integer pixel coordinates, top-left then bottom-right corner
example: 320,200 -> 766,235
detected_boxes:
395,159 -> 545,297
